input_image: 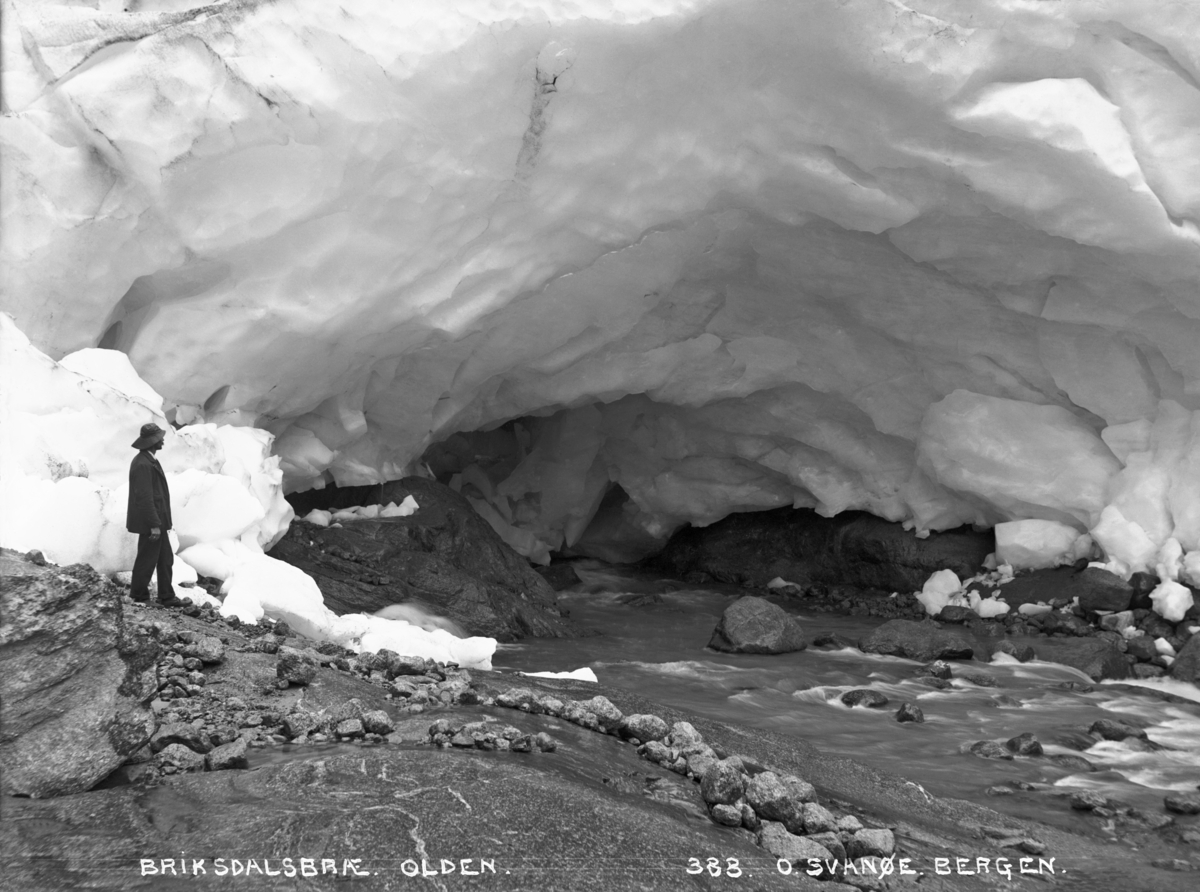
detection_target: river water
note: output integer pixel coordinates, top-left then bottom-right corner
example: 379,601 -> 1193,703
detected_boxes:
495,565 -> 1200,834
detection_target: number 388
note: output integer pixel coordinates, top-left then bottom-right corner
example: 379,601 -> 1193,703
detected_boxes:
686,858 -> 742,877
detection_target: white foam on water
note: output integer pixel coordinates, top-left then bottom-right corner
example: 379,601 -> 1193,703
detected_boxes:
611,659 -> 757,681
1099,677 -> 1200,704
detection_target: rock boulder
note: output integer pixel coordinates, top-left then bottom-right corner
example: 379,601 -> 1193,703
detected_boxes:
1171,635 -> 1200,684
0,555 -> 158,798
860,619 -> 975,662
708,597 -> 806,654
1032,638 -> 1130,681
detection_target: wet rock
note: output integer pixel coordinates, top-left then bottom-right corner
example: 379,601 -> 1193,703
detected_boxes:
707,596 -> 806,655
360,710 -> 395,736
746,771 -> 815,833
276,647 -> 318,686
0,561 -> 158,797
1041,612 -> 1093,637
895,703 -> 924,723
533,732 -> 557,753
150,723 -> 212,755
700,759 -> 746,805
921,660 -> 953,679
937,605 -> 973,624
1075,569 -> 1133,614
620,714 -> 668,742
1069,791 -> 1109,811
1005,733 -> 1043,756
840,690 -> 888,708
335,719 -> 365,739
991,640 -> 1035,662
969,741 -> 1013,761
1098,611 -> 1135,633
812,632 -> 857,648
329,699 -> 366,725
1171,635 -> 1200,684
389,654 -> 432,677
205,738 -> 249,771
1031,638 -> 1129,680
1132,663 -> 1166,679
847,828 -> 895,858
1126,636 -> 1159,661
156,743 -> 206,773
1164,793 -> 1200,815
510,735 -> 533,753
273,478 -> 573,640
1047,754 -> 1097,772
915,676 -> 951,690
757,821 -> 834,865
960,672 -> 997,687
860,620 -> 974,662
1089,719 -> 1147,741
281,712 -> 320,739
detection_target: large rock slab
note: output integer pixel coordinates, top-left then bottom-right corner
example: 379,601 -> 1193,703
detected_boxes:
965,566 -> 1131,612
860,619 -> 975,662
708,596 -> 806,654
1032,638 -> 1130,681
273,478 -> 574,641
655,507 -> 992,592
0,555 -> 158,798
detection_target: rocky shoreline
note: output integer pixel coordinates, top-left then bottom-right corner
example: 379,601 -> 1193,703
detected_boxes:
3,545 -> 1200,889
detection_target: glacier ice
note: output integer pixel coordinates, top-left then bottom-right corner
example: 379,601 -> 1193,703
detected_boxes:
994,520 -> 1088,571
4,1 -> 1200,619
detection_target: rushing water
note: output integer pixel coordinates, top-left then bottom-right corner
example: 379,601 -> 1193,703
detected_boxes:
495,565 -> 1200,832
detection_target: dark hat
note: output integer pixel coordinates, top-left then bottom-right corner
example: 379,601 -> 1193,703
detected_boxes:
131,422 -> 166,449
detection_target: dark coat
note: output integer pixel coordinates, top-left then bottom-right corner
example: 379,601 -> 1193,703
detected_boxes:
126,451 -> 172,534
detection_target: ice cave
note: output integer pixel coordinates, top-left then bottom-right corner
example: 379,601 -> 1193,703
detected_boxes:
3,1 -> 1200,888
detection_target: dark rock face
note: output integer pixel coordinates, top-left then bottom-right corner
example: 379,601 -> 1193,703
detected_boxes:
1032,638 -> 1130,681
272,478 -> 573,641
653,507 -> 993,592
0,557 -> 158,798
707,596 -> 806,654
1171,635 -> 1200,684
860,619 -> 975,662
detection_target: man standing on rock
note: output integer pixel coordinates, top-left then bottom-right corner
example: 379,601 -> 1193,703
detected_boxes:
127,423 -> 181,607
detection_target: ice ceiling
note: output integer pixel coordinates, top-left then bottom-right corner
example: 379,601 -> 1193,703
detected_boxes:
4,0 -> 1200,570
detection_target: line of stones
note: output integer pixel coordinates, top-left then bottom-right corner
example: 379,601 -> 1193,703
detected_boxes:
486,686 -> 898,874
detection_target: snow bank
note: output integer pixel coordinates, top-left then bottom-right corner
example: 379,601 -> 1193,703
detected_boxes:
0,314 -> 493,667
221,554 -> 495,668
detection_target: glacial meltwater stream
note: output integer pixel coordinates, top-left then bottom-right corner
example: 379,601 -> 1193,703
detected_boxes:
495,566 -> 1200,838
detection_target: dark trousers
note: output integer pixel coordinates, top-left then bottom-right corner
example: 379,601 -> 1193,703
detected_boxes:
131,532 -> 173,601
